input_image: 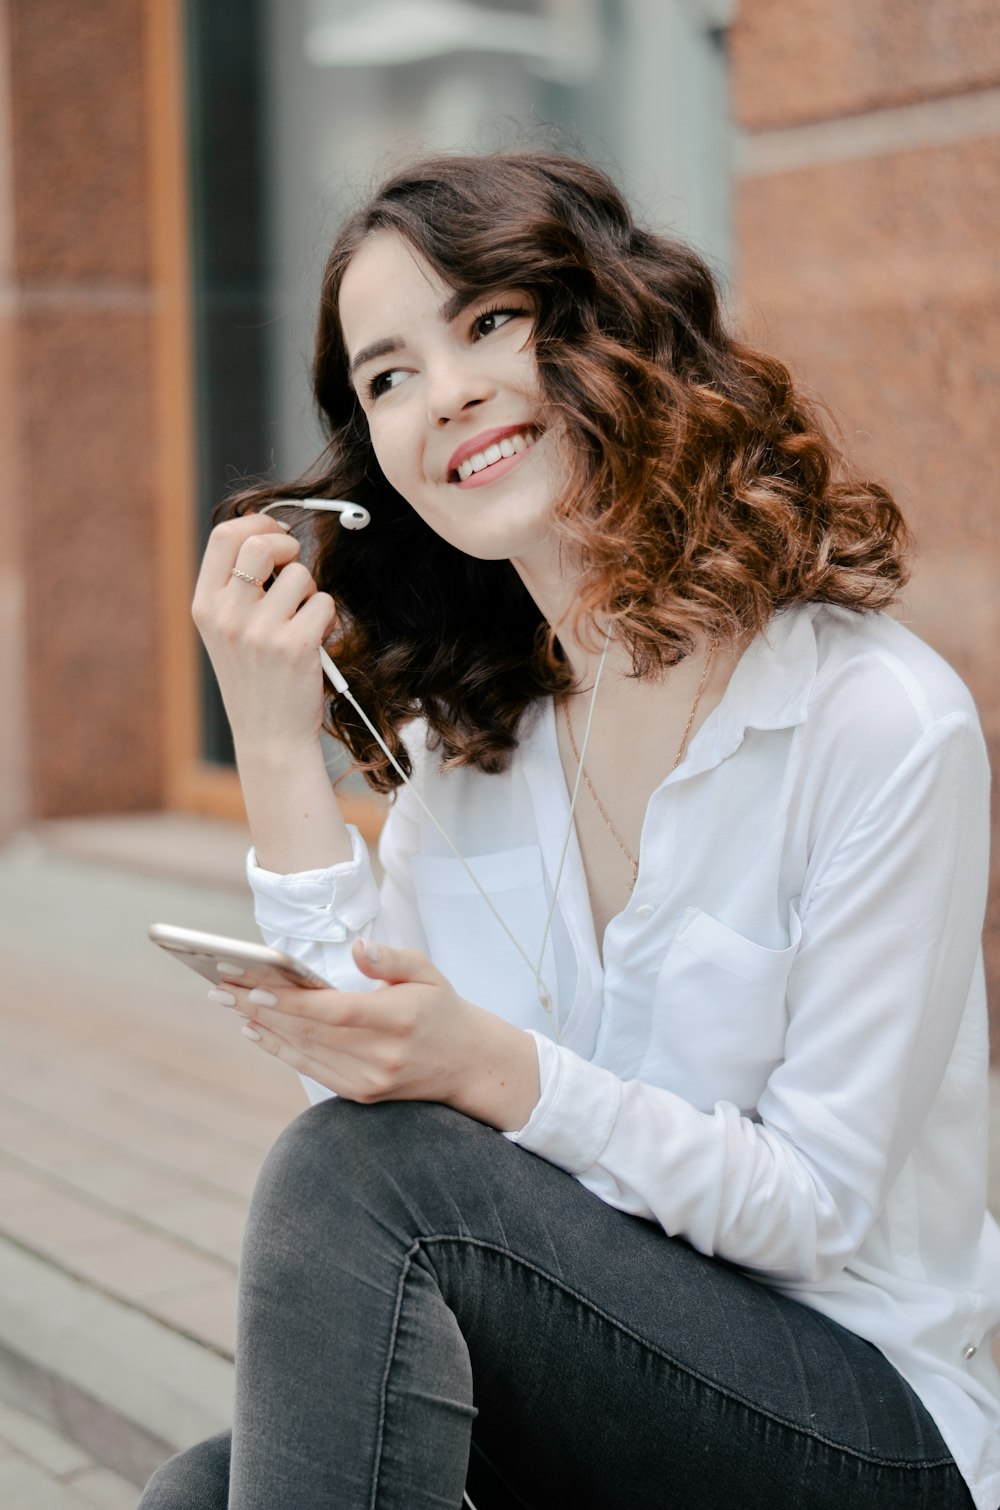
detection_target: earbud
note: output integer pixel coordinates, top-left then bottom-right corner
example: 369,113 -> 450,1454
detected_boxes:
258,498 -> 371,529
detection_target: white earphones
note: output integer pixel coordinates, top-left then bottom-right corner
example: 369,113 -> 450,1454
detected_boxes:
251,489 -> 609,1032
316,633 -> 613,1032
258,497 -> 371,530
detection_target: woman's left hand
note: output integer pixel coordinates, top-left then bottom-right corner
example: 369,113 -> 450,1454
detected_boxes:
216,939 -> 541,1133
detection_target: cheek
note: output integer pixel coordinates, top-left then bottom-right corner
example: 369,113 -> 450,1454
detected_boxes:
510,345 -> 542,398
367,414 -> 418,497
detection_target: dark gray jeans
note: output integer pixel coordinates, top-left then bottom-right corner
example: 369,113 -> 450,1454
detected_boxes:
139,1099 -> 972,1509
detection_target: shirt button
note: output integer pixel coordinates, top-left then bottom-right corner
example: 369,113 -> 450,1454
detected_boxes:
635,904 -> 655,920
962,1343 -> 978,1361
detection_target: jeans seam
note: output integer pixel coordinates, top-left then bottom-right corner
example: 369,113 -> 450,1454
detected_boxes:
387,1231 -> 954,1476
370,1243 -> 419,1510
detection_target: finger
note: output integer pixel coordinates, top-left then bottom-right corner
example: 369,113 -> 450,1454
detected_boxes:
255,560 -> 317,616
206,986 -> 249,1016
239,1017 -> 310,1064
198,517 -> 300,594
250,564 -> 328,634
230,534 -> 301,593
292,589 -> 338,642
254,572 -> 337,648
225,982 -> 333,1024
238,1020 -> 384,1102
229,983 -> 377,1036
351,939 -> 444,987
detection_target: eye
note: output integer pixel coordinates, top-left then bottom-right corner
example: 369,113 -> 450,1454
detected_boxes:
473,306 -> 528,340
366,367 -> 409,401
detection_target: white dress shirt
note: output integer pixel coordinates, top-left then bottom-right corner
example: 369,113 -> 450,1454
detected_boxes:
248,603 -> 1000,1510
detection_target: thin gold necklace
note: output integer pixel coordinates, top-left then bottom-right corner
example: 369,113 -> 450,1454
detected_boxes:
562,638 -> 720,892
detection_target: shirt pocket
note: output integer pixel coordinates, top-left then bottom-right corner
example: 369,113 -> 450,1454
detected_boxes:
409,846 -> 555,1032
639,905 -> 801,1111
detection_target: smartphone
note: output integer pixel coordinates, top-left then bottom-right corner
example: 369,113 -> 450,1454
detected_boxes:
149,923 -> 331,992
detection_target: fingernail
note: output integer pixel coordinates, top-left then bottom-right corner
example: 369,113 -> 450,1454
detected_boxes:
208,988 -> 237,1006
216,961 -> 244,976
242,1024 -> 262,1042
248,988 -> 278,1007
361,938 -> 380,962
272,518 -> 293,531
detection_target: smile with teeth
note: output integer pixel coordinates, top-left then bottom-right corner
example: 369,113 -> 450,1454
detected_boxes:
454,430 -> 537,482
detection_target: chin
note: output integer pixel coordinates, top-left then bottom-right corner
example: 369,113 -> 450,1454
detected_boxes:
407,490 -> 554,563
448,519 -> 555,564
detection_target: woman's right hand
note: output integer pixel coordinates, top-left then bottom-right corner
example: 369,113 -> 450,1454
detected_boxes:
191,515 -> 337,761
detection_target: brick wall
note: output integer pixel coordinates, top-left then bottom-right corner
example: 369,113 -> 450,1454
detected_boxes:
731,0 -> 1000,1051
2,0 -> 164,819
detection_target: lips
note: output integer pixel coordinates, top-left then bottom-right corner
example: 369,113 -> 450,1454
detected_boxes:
446,424 -> 540,482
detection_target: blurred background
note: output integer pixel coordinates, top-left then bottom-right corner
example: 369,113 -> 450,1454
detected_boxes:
0,1 -> 999,1496
3,0 -> 998,1037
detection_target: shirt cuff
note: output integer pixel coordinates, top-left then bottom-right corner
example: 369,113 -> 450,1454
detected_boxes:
505,1031 -> 623,1174
247,825 -> 381,942
300,1073 -> 336,1106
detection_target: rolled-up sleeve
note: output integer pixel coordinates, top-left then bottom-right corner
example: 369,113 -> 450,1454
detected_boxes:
248,823 -> 382,987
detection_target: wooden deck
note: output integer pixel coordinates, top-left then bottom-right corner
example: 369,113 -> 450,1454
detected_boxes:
0,820 -> 302,1486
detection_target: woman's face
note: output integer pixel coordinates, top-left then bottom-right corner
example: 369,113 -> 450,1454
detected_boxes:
338,231 -> 563,565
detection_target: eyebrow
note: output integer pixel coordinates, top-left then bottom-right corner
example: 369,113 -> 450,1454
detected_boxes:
348,337 -> 400,383
347,290 -> 472,384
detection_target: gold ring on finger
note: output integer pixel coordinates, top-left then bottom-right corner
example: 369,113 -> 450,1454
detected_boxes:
231,567 -> 266,588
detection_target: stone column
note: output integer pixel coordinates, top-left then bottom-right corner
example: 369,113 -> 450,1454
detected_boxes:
731,0 -> 1000,1050
0,1 -> 28,841
2,0 -> 164,818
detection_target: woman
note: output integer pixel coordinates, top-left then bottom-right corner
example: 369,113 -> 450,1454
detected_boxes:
141,152 -> 999,1509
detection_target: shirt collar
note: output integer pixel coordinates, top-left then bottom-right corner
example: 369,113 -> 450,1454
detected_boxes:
669,603 -> 820,782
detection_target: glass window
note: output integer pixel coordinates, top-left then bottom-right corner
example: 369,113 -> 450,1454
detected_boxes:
185,0 -> 270,763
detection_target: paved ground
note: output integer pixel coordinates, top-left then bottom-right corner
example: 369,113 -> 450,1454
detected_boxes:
0,818 -> 303,1497
0,814 -> 997,1503
0,1397 -> 136,1509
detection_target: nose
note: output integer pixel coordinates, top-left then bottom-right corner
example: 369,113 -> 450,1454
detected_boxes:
425,350 -> 495,427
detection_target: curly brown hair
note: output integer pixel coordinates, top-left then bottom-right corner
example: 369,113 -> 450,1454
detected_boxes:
222,150 -> 909,792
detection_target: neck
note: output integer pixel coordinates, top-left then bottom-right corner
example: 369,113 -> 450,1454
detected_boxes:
510,540 -> 627,687
509,537 -> 735,698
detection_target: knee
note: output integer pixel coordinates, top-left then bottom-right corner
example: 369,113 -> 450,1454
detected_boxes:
138,1432 -> 230,1509
247,1100 -> 501,1240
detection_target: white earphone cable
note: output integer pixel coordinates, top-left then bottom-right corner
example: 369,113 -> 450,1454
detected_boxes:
257,499 -> 610,1031
532,626 -> 612,999
318,633 -> 610,1031
320,648 -> 560,1014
